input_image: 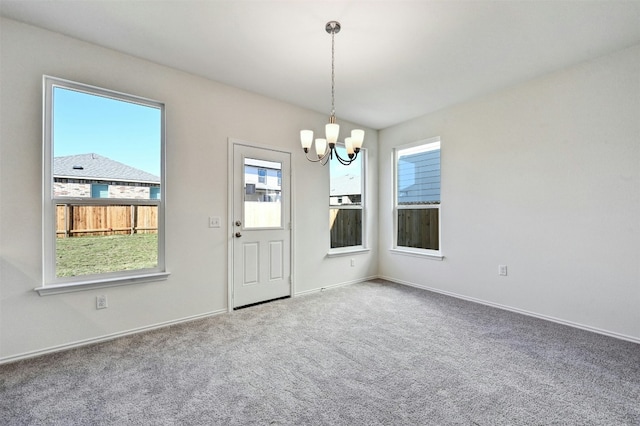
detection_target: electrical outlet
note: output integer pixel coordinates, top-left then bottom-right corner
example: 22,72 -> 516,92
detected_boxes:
350,258 -> 355,267
498,265 -> 508,276
209,216 -> 221,228
96,295 -> 108,309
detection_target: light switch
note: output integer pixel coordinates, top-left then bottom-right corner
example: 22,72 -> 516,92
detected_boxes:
498,265 -> 507,276
209,216 -> 221,228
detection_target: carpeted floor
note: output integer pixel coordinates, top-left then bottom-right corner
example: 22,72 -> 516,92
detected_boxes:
1,280 -> 639,425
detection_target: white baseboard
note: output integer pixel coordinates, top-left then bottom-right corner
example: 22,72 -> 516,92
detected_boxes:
294,275 -> 379,297
0,308 -> 227,365
5,276 -> 635,364
378,275 -> 640,345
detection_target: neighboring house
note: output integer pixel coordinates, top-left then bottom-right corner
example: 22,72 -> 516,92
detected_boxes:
54,153 -> 161,199
330,174 -> 361,205
244,158 -> 281,202
397,149 -> 440,204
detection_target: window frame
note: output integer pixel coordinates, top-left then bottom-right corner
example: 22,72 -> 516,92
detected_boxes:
38,76 -> 169,295
392,137 -> 443,260
328,144 -> 368,256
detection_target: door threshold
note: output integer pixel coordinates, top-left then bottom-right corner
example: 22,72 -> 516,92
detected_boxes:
233,295 -> 290,310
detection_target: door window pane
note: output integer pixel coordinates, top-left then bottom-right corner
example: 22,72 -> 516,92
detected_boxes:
244,158 -> 282,228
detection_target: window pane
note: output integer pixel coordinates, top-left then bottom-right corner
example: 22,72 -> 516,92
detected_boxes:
330,146 -> 362,206
397,143 -> 440,205
91,184 -> 109,198
395,139 -> 441,252
53,87 -> 161,200
150,187 -> 161,200
55,204 -> 158,277
330,208 -> 363,248
258,168 -> 267,183
244,158 -> 282,228
329,146 -> 364,249
397,208 -> 439,250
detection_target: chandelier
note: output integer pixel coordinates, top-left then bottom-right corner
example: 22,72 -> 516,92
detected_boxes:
300,21 -> 364,165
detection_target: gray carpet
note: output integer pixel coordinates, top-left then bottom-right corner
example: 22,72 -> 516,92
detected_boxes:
1,280 -> 639,425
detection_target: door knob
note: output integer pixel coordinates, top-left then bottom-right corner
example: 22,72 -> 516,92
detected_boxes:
235,232 -> 242,238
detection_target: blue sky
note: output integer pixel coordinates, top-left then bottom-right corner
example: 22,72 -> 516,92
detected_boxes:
53,87 -> 161,176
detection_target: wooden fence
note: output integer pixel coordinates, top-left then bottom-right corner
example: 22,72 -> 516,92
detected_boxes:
244,202 -> 282,228
330,208 -> 362,248
397,208 -> 439,250
56,204 -> 158,238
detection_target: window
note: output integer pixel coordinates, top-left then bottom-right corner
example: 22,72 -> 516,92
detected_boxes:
329,145 -> 365,250
150,186 -> 161,200
40,76 -> 167,293
91,183 -> 109,198
394,138 -> 441,256
258,168 -> 267,184
243,158 -> 282,227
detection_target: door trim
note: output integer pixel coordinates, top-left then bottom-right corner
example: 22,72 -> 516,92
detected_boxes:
227,138 -> 294,312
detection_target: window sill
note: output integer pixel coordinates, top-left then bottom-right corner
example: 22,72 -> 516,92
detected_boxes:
390,248 -> 444,261
326,247 -> 370,258
34,272 -> 170,296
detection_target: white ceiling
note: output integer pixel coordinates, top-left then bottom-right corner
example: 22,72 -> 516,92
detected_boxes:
2,1 -> 640,130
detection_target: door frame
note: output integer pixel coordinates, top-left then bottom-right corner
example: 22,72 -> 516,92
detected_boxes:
227,138 -> 294,312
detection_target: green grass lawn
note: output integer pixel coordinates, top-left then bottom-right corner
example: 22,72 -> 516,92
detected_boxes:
56,233 -> 158,277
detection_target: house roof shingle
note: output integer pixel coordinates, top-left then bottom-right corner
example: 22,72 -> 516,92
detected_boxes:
53,153 -> 160,183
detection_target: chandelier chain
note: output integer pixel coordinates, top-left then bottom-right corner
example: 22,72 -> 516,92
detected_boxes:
331,29 -> 335,117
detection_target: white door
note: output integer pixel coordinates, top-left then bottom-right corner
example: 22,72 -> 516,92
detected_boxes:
232,143 -> 291,308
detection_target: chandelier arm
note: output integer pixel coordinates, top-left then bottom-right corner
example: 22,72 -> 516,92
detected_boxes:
337,156 -> 352,166
336,156 -> 350,165
304,150 -> 328,163
333,149 -> 347,163
333,148 -> 358,165
303,142 -> 333,162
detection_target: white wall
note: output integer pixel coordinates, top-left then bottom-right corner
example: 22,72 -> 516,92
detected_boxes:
378,44 -> 640,341
0,18 -> 378,362
2,17 -> 636,363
